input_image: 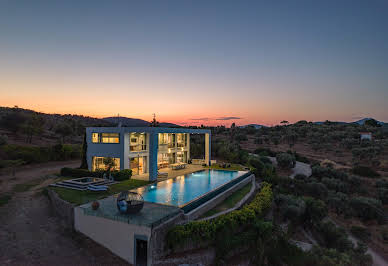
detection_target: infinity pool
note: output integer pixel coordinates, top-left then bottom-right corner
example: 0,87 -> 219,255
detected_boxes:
132,169 -> 249,209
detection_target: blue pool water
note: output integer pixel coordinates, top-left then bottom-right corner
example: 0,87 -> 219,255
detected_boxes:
132,169 -> 248,207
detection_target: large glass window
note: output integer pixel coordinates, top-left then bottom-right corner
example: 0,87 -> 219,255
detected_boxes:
101,133 -> 120,143
92,157 -> 120,171
130,133 -> 147,152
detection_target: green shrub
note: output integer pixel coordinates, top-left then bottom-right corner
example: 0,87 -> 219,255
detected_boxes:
377,188 -> 388,204
276,152 -> 296,169
112,169 -> 132,181
376,179 -> 388,188
349,196 -> 384,222
0,159 -> 25,169
303,197 -> 328,225
259,156 -> 272,165
166,182 -> 273,250
254,147 -> 276,157
294,174 -> 307,180
350,226 -> 371,242
352,165 -> 380,178
0,134 -> 8,145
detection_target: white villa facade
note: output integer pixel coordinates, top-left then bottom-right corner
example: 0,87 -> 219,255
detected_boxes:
86,127 -> 211,181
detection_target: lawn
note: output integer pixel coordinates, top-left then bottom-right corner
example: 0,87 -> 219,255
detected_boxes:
50,179 -> 150,205
200,182 -> 252,218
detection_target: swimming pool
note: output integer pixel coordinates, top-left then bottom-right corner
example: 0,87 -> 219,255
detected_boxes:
132,169 -> 250,212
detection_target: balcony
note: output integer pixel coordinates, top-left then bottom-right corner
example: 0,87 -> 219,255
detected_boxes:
130,144 -> 147,152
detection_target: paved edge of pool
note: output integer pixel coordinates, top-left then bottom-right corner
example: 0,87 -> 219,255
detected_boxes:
180,171 -> 252,214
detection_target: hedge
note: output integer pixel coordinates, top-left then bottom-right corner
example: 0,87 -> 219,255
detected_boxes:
352,165 -> 380,178
112,169 -> 132,181
60,167 -> 132,181
166,182 -> 273,250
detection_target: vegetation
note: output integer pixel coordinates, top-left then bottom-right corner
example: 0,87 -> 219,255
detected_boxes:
166,182 -> 272,251
51,179 -> 149,205
0,194 -> 12,207
0,143 -> 81,166
200,182 -> 252,218
60,167 -> 132,181
276,152 -> 296,169
352,165 -> 380,178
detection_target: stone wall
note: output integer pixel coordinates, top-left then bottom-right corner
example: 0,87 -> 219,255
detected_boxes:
47,189 -> 75,230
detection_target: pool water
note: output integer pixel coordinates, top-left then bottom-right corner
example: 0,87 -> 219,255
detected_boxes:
132,169 -> 248,207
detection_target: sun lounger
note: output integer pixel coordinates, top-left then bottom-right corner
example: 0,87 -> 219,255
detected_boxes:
87,184 -> 108,191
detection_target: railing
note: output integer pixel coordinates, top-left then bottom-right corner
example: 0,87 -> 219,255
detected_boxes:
177,143 -> 186,148
129,144 -> 147,152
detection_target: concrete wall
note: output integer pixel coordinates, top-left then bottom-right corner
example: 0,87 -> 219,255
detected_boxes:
74,207 -> 151,265
48,189 -> 75,229
184,174 -> 254,220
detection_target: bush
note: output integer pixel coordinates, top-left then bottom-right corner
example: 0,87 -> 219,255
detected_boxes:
317,221 -> 354,252
349,196 -> 384,222
353,165 -> 380,178
377,188 -> 388,204
276,152 -> 296,169
303,197 -> 328,225
350,226 -> 371,242
259,156 -> 272,165
376,179 -> 388,189
294,174 -> 307,181
112,169 -> 132,181
166,182 -> 273,250
254,147 -> 276,157
0,134 -> 8,146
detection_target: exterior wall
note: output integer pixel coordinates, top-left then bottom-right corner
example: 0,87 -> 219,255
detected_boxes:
74,207 -> 152,265
86,127 -> 211,181
48,189 -> 75,229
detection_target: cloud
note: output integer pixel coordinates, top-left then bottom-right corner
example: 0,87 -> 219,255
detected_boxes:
216,116 -> 242,121
189,118 -> 210,121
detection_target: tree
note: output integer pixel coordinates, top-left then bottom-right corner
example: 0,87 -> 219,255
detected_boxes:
0,111 -> 27,133
55,123 -> 73,143
281,120 -> 289,126
103,157 -> 116,173
21,113 -> 44,143
276,152 -> 296,169
79,133 -> 88,169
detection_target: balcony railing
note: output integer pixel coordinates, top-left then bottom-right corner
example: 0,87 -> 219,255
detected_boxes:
130,144 -> 147,152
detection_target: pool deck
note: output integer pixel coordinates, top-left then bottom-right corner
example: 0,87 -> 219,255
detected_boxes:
79,195 -> 182,228
132,164 -> 205,182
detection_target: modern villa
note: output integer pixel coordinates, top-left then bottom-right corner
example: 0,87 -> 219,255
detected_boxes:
68,126 -> 254,265
86,127 -> 211,181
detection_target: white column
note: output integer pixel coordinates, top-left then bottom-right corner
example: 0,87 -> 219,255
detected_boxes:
187,133 -> 190,162
205,133 -> 211,166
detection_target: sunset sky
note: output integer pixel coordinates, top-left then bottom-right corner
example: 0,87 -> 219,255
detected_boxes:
0,0 -> 387,126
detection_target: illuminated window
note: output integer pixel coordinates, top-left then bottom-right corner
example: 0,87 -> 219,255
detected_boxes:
101,133 -> 120,143
92,157 -> 120,171
92,133 -> 100,143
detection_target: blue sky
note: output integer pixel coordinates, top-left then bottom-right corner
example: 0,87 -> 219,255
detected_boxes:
0,0 -> 387,125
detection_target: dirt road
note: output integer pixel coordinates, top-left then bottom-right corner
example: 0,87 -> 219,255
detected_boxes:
0,160 -> 128,265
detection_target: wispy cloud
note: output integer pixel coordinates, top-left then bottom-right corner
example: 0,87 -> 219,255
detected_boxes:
216,116 -> 242,121
189,118 -> 210,121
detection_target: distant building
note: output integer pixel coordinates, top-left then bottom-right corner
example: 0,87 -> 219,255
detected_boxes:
360,132 -> 372,141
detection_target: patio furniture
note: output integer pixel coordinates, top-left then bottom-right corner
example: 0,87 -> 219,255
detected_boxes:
117,191 -> 144,214
170,162 -> 187,170
157,171 -> 168,178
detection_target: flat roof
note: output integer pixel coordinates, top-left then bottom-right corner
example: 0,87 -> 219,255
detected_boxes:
86,127 -> 211,134
79,195 -> 182,228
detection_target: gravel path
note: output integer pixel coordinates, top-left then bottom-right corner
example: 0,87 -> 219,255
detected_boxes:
266,156 -> 312,179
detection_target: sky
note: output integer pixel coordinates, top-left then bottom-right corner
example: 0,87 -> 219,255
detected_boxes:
0,0 -> 387,126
